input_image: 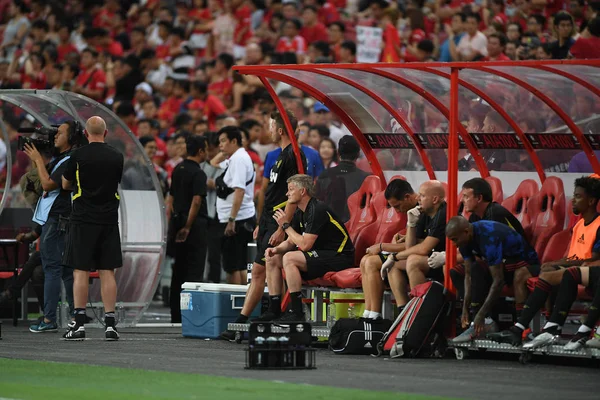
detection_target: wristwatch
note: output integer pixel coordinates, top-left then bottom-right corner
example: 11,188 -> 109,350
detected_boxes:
281,222 -> 290,231
228,217 -> 235,223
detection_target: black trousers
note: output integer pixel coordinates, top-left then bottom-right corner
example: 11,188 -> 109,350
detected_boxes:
8,251 -> 44,310
170,218 -> 208,323
205,217 -> 222,283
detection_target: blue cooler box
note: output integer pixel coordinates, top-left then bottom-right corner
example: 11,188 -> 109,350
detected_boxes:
180,283 -> 260,338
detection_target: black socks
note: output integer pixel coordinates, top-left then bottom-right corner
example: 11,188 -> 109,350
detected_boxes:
74,308 -> 86,328
269,295 -> 281,315
105,311 -> 116,328
290,292 -> 303,315
518,278 -> 552,327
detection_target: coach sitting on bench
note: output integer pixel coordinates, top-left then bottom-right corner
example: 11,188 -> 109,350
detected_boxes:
264,174 -> 354,322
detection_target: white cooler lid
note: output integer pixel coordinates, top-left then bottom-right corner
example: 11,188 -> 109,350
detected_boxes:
181,282 -> 251,292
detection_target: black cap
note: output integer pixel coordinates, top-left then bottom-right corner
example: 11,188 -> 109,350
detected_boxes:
338,135 -> 360,160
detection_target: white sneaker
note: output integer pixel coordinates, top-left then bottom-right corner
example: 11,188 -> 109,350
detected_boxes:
452,319 -> 499,344
522,331 -> 557,350
585,333 -> 600,349
564,331 -> 590,351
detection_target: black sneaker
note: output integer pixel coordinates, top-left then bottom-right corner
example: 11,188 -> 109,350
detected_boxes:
274,311 -> 305,323
105,326 -> 120,341
252,311 -> 280,322
487,326 -> 523,346
219,330 -> 237,342
63,326 -> 86,341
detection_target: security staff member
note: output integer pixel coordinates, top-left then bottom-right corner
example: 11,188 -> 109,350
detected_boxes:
166,135 -> 209,323
24,120 -> 80,333
221,110 -> 307,340
62,116 -> 124,341
266,174 -> 354,322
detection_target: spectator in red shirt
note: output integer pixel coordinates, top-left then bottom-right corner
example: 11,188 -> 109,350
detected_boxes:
328,21 -> 345,62
138,118 -> 168,165
568,0 -> 587,29
315,0 -> 341,25
300,6 -> 328,44
155,21 -> 174,60
570,17 -> 600,59
232,0 -> 253,59
93,0 -> 120,30
209,53 -> 234,107
482,32 -> 511,61
56,24 -> 78,63
97,28 -> 124,58
189,81 -> 228,131
73,48 -> 106,102
276,18 -> 307,57
19,52 -> 46,89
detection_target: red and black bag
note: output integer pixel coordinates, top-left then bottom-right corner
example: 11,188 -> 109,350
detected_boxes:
378,281 -> 450,358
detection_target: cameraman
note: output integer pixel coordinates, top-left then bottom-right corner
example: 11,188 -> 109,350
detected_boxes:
24,121 -> 81,333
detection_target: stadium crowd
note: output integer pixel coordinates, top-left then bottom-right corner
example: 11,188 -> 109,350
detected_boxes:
0,0 -> 599,288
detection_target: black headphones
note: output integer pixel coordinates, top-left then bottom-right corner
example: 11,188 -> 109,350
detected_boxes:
65,120 -> 82,146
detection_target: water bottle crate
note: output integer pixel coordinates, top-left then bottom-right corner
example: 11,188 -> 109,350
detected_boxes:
245,347 -> 317,369
244,322 -> 316,370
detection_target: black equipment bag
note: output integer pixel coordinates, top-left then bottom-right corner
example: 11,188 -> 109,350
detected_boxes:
329,317 -> 393,355
379,281 -> 450,358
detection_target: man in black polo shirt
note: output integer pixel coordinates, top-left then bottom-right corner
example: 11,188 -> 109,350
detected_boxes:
220,110 -> 306,340
381,180 -> 447,304
62,116 -> 124,341
433,178 -> 527,298
315,135 -> 370,223
265,174 -> 354,322
24,120 -> 83,333
166,135 -> 208,323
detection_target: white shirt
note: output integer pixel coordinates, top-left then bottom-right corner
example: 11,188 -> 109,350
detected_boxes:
457,31 -> 488,59
216,147 -> 256,223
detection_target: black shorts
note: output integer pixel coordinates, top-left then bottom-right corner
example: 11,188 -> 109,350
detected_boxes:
63,223 -> 122,271
221,217 -> 256,273
254,214 -> 279,266
301,250 -> 354,281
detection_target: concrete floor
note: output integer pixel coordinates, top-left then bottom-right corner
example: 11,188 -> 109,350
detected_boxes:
1,323 -> 598,400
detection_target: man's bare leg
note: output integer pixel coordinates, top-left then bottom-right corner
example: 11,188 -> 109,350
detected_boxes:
240,263 -> 265,318
387,260 -> 409,309
364,256 -> 385,314
405,255 -> 431,289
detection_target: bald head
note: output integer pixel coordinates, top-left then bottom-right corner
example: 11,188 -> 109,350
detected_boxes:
417,180 -> 446,214
421,180 -> 445,198
85,116 -> 107,137
446,216 -> 470,237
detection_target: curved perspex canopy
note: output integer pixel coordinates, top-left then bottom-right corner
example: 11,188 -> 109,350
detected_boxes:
0,90 -> 166,326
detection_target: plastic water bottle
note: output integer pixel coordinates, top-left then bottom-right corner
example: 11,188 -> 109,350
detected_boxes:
347,303 -> 356,319
327,303 -> 336,328
254,336 -> 265,367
